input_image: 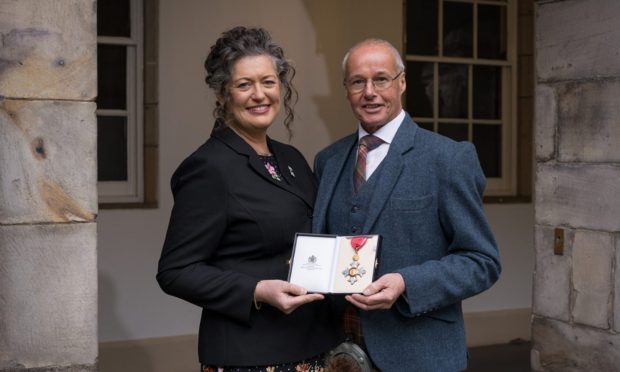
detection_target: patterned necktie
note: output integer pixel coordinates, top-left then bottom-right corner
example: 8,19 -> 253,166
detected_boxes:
353,134 -> 384,193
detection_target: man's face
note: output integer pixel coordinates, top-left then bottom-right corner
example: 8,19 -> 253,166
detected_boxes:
344,43 -> 406,133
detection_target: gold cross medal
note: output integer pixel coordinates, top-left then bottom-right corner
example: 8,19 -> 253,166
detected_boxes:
342,236 -> 368,285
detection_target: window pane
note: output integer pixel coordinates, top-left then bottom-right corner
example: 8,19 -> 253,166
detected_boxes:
473,65 -> 502,119
439,122 -> 468,141
478,5 -> 507,60
406,61 -> 434,118
97,0 -> 131,37
98,116 -> 128,181
406,0 -> 438,55
439,63 -> 468,118
97,45 -> 127,109
443,1 -> 473,57
473,124 -> 501,177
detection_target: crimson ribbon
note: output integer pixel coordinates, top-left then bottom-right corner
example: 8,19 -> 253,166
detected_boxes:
350,236 -> 368,251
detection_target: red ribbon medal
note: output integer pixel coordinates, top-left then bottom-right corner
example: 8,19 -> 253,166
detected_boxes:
350,236 -> 368,251
343,236 -> 368,285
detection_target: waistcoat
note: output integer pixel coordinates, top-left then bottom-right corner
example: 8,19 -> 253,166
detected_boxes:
326,144 -> 384,236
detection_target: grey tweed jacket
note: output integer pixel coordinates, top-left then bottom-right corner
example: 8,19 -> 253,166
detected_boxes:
313,114 -> 501,372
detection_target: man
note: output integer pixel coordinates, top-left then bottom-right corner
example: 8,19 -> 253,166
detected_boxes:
313,38 -> 501,371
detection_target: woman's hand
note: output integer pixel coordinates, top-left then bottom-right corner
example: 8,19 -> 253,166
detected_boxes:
254,280 -> 324,314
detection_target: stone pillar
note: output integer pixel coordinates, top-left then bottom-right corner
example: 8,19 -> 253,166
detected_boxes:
533,0 -> 620,371
0,1 -> 98,371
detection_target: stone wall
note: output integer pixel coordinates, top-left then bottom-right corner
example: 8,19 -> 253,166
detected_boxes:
0,1 -> 98,371
533,0 -> 620,370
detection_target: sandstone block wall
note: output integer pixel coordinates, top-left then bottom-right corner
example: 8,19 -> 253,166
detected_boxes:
533,0 -> 620,370
0,1 -> 98,370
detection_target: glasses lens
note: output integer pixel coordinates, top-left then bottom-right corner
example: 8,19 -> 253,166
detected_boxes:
373,76 -> 391,89
350,80 -> 366,92
347,72 -> 401,93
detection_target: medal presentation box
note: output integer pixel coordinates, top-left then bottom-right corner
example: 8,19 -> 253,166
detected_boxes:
288,233 -> 381,294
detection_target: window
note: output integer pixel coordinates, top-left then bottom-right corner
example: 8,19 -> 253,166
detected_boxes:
96,0 -> 158,207
404,0 -> 531,199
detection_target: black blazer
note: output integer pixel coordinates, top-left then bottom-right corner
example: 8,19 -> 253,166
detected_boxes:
157,127 -> 340,366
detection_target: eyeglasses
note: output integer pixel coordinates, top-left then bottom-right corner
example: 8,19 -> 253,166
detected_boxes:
344,71 -> 404,93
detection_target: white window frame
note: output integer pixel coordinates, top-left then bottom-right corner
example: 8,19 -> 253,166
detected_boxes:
405,0 -> 518,196
97,0 -> 144,203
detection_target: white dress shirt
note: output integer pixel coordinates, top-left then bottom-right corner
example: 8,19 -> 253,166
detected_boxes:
357,110 -> 405,180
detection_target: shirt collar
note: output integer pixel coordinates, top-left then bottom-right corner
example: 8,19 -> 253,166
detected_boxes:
357,110 -> 405,144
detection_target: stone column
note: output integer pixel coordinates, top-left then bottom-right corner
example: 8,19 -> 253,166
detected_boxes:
0,1 -> 98,371
533,0 -> 620,371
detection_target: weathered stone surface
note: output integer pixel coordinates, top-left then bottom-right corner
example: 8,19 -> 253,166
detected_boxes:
531,317 -> 620,372
571,230 -> 613,329
615,233 -> 620,333
534,0 -> 620,369
557,80 -> 620,162
537,0 -> 620,82
530,348 -> 542,372
533,225 -> 572,322
535,163 -> 620,232
535,85 -> 556,161
0,223 -> 97,368
0,99 -> 97,224
0,0 -> 96,100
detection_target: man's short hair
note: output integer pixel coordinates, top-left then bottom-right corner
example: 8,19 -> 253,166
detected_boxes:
341,38 -> 405,77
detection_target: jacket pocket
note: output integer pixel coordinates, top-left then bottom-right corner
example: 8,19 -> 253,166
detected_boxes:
423,306 -> 458,323
389,195 -> 433,212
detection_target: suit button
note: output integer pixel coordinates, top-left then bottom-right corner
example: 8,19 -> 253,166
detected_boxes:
351,226 -> 359,233
351,205 -> 360,213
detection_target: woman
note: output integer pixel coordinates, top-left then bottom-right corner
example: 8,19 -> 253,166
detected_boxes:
157,27 -> 341,371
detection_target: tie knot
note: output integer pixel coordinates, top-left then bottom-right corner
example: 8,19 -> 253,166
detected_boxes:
359,135 -> 384,151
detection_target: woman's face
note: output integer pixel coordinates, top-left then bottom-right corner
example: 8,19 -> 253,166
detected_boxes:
224,55 -> 281,135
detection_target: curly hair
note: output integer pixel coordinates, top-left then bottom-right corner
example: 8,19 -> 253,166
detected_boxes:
204,26 -> 298,138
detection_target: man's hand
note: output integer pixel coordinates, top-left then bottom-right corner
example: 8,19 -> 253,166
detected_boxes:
254,280 -> 324,314
345,273 -> 405,310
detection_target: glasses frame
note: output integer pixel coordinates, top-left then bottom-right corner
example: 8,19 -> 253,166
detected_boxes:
344,71 -> 404,93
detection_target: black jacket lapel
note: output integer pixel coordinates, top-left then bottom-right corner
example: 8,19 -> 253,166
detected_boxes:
212,127 -> 314,207
268,138 -> 315,207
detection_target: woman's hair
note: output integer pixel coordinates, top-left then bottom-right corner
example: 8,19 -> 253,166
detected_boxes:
204,26 -> 298,137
